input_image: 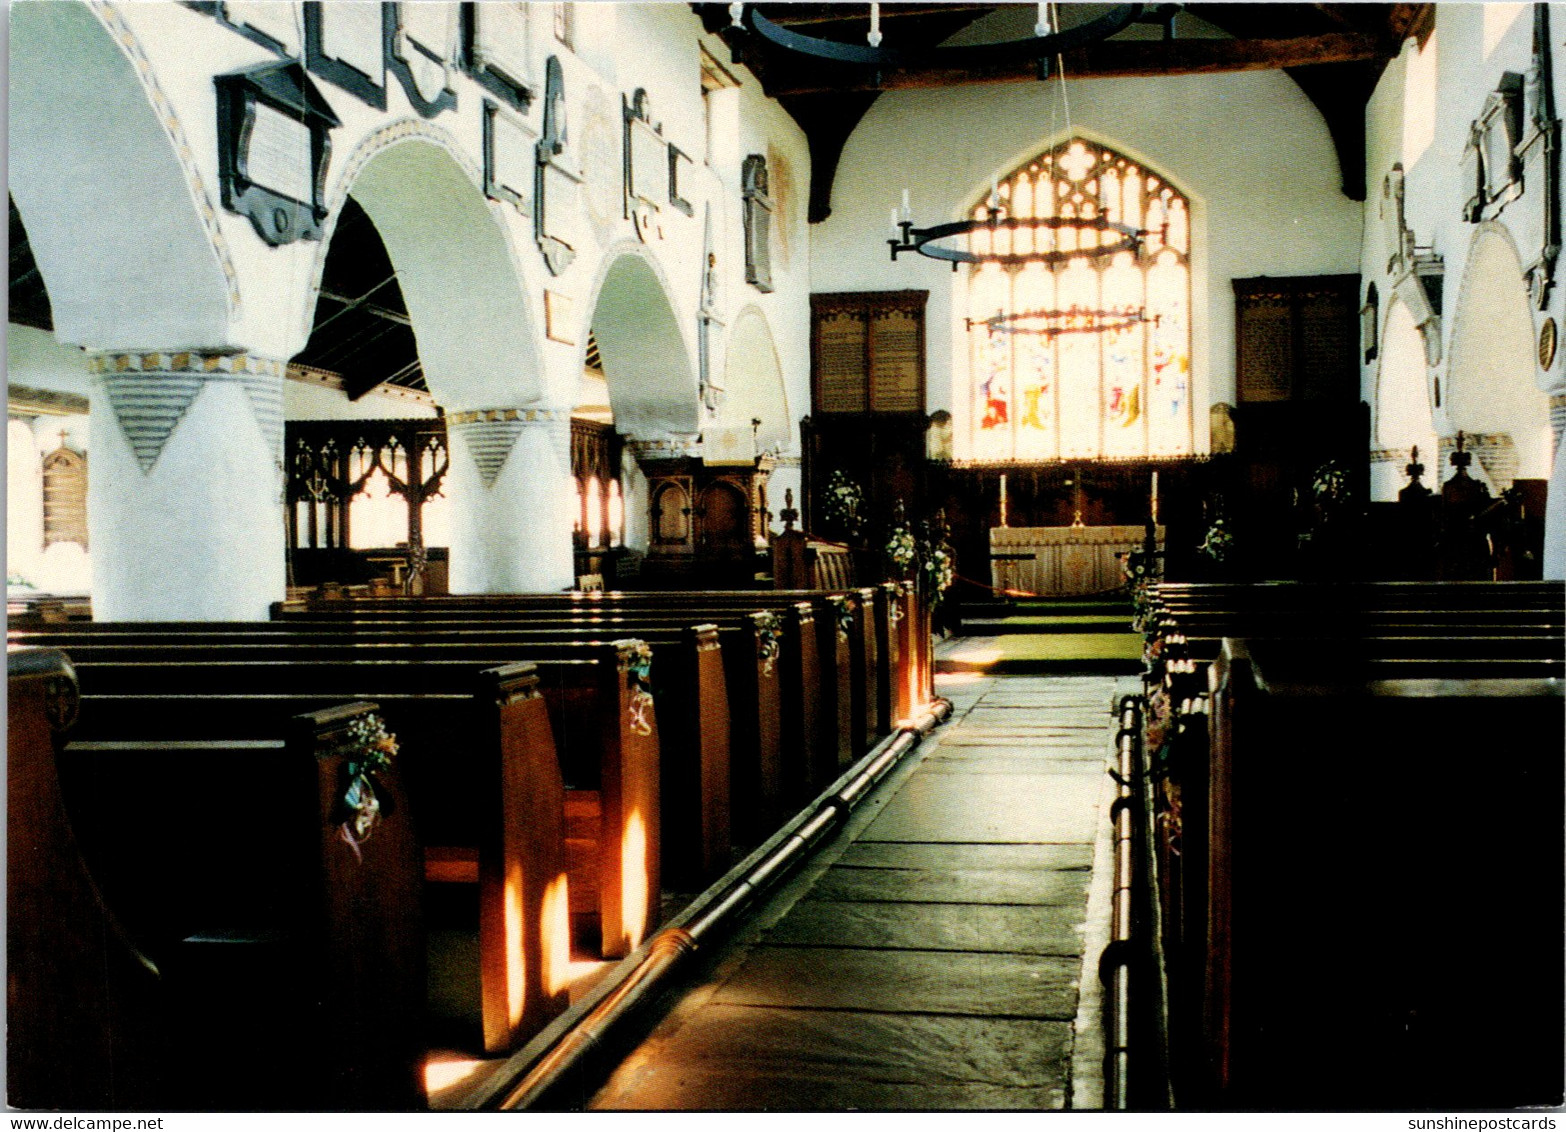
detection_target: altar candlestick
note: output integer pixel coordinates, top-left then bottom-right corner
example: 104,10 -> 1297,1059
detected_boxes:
999,473 -> 1009,528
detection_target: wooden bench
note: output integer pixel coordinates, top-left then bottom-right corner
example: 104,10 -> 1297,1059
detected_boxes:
272,582 -> 925,779
1135,582 -> 1564,1108
54,627 -> 722,887
1202,637 -> 1563,1109
59,642 -> 663,961
11,646 -> 428,1109
8,648 -> 163,1111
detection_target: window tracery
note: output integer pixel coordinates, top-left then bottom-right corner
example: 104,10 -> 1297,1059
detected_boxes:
966,139 -> 1193,461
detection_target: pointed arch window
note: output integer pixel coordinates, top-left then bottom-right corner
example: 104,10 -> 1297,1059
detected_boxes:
966,138 -> 1193,461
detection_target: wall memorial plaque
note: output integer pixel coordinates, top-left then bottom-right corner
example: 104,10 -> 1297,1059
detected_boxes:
869,308 -> 922,412
224,1 -> 301,54
816,311 -> 868,414
810,292 -> 927,417
217,60 -> 340,245
536,55 -> 578,274
467,1 -> 532,110
390,1 -> 456,116
484,101 -> 534,212
742,154 -> 773,292
305,1 -> 387,109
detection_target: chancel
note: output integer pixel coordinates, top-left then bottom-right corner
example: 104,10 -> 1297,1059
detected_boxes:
8,0 -> 1563,1117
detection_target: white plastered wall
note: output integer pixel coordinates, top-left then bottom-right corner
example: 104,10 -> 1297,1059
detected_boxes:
1361,6 -> 1565,573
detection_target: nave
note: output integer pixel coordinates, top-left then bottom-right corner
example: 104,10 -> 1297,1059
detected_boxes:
8,0 -> 1566,1116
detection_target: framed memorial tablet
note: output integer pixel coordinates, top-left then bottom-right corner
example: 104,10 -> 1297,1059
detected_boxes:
215,61 -> 340,245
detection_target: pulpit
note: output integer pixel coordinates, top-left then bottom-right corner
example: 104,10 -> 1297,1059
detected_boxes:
990,525 -> 1163,597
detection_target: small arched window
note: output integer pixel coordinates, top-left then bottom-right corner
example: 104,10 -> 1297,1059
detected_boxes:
966,138 -> 1193,461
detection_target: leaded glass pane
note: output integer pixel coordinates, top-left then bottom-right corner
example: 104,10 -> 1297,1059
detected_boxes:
963,138 -> 1193,461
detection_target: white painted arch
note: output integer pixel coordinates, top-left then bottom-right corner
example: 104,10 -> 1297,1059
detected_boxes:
9,1 -> 234,350
1445,223 -> 1552,481
1371,296 -> 1439,500
583,246 -> 700,440
310,128 -> 545,412
720,305 -> 791,453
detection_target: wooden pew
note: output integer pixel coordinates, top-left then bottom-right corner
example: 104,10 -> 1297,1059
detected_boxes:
18,610 -> 789,856
1202,637 -> 1563,1109
63,643 -> 662,961
272,585 -> 898,771
1136,584 -> 1563,1108
58,628 -> 719,888
7,648 -> 163,1111
15,648 -> 430,1109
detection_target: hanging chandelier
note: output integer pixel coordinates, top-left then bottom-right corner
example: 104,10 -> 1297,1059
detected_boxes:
966,305 -> 1158,338
889,192 -> 1153,270
724,3 -> 1162,79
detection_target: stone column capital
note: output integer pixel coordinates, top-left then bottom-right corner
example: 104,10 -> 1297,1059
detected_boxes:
86,349 -> 285,473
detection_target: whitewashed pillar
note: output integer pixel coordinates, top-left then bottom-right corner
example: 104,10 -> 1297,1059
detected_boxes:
1545,392 -> 1566,581
87,350 -> 285,621
445,407 -> 575,593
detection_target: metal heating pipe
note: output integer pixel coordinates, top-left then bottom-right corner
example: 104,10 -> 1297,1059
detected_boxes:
474,696 -> 954,1111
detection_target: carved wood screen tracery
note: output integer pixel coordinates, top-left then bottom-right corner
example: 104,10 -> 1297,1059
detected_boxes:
286,419 -> 449,553
571,417 -> 624,550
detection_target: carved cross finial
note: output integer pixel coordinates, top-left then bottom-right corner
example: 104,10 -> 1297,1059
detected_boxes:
780,487 -> 799,532
1451,430 -> 1473,470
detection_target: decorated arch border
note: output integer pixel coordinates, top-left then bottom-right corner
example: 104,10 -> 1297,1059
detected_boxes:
91,2 -> 243,317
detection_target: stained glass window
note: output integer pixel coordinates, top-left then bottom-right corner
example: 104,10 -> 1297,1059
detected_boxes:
965,139 -> 1193,460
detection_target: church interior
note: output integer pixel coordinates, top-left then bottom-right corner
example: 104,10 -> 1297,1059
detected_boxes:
8,0 -> 1565,1115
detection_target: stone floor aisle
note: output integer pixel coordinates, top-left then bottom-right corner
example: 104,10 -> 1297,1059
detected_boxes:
589,670 -> 1134,1112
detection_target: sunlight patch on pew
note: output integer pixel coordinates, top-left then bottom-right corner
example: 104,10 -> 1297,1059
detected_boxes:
425,1056 -> 487,1097
505,860 -> 526,1027
542,873 -> 573,996
620,809 -> 649,953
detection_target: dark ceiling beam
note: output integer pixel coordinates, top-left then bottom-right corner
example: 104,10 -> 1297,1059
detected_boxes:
761,30 -> 1386,96
319,289 -> 413,326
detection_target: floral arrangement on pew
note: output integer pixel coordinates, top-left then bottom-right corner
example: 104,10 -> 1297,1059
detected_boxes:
335,712 -> 400,861
820,470 -> 865,541
1197,515 -> 1232,565
918,511 -> 955,609
885,502 -> 919,578
753,612 -> 783,677
1123,537 -> 1161,635
625,642 -> 655,737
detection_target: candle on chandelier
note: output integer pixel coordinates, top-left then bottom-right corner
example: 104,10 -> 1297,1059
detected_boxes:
901,188 -> 911,222
890,207 -> 900,239
1150,470 -> 1159,523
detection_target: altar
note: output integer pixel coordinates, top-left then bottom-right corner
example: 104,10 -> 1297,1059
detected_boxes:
990,525 -> 1163,597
